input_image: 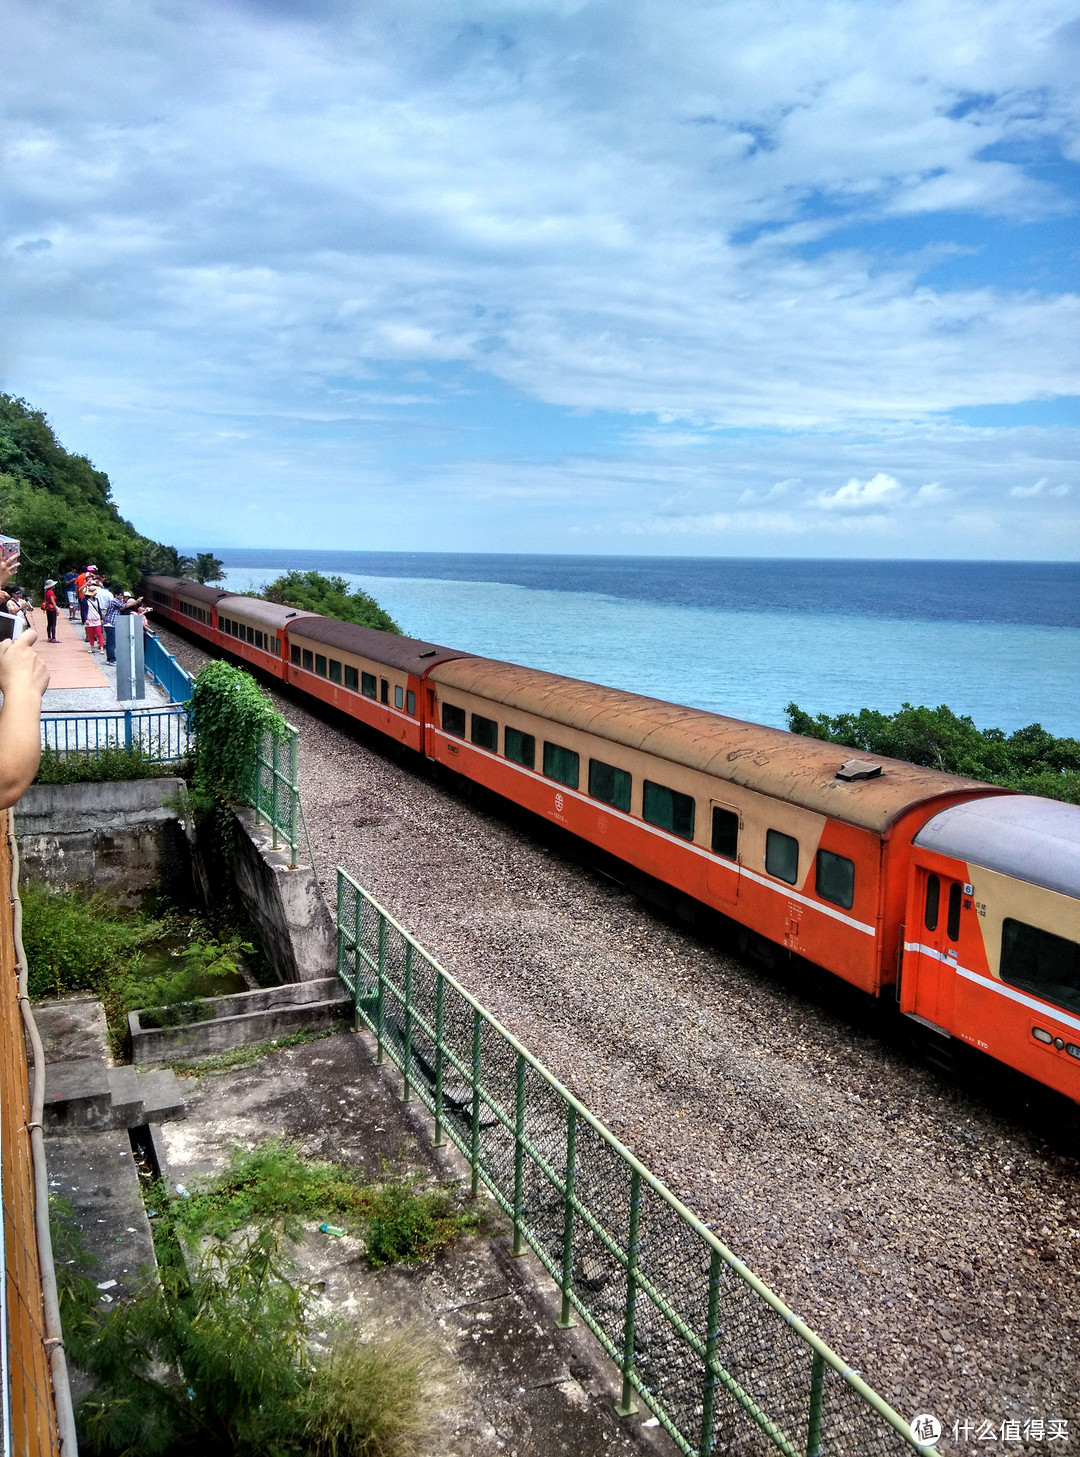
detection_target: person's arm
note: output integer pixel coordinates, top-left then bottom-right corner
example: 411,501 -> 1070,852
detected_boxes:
0,631 -> 49,808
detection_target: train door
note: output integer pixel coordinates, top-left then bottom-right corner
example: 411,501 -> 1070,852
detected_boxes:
706,801 -> 741,904
909,868 -> 965,1031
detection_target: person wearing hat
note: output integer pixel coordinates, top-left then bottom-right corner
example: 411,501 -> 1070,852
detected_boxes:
42,580 -> 59,643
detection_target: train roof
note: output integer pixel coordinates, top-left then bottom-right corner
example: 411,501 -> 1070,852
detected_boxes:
286,616 -> 466,675
215,595 -> 320,631
430,657 -> 999,834
915,795 -> 1080,898
143,574 -> 228,606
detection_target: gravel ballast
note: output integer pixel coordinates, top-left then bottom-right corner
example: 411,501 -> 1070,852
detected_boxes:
160,625 -> 1078,1452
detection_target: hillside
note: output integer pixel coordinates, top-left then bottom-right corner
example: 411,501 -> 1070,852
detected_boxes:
0,394 -> 177,590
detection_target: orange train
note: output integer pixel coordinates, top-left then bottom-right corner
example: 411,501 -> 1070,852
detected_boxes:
145,574 -> 1080,1106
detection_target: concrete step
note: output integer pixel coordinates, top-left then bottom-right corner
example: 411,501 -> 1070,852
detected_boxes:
134,1070 -> 185,1126
45,1059 -> 186,1133
130,977 -> 351,1064
43,1058 -> 113,1130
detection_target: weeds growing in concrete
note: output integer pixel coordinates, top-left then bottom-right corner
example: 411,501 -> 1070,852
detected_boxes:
159,1139 -> 480,1264
161,1028 -> 334,1078
62,1221 -> 439,1457
21,882 -> 259,1049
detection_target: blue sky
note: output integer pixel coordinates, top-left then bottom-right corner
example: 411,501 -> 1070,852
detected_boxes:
3,0 -> 1078,558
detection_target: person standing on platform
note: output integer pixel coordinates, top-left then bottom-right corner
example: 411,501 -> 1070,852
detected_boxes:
84,583 -> 105,652
64,568 -> 79,619
42,580 -> 59,643
101,584 -> 122,664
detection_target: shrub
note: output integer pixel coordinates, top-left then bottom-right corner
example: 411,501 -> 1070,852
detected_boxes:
62,1222 -> 438,1457
261,571 -> 400,634
786,700 -> 1080,804
34,745 -> 181,785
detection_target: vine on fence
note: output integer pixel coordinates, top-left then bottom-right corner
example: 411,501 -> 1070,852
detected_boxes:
189,659 -> 286,811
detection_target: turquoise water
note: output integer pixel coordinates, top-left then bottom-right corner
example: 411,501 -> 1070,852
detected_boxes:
219,563 -> 1080,736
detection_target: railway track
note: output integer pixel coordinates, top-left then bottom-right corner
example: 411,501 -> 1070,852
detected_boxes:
158,622 -> 1079,1449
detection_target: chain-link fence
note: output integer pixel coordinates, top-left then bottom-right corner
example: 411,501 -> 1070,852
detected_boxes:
336,868 -> 939,1457
249,725 -> 300,866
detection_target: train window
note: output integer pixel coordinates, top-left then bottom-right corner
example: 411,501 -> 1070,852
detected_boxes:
361,672 -> 376,699
505,727 -> 535,769
471,713 -> 498,751
924,874 -> 940,932
711,807 -> 739,860
442,703 -> 466,738
315,654 -> 327,678
588,759 -> 631,813
947,882 -> 962,941
345,666 -> 359,691
1001,920 -> 1080,1016
406,690 -> 416,716
329,659 -> 342,684
290,645 -> 301,666
395,686 -> 404,710
302,649 -> 314,672
765,829 -> 799,885
643,782 -> 695,842
256,630 -> 265,650
816,850 -> 854,910
246,624 -> 255,644
543,742 -> 580,790
380,679 -> 389,705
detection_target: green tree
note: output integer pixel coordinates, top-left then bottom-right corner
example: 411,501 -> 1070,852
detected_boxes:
141,542 -> 195,578
786,700 -> 1080,804
0,394 -> 188,591
193,551 -> 225,584
262,570 -> 400,633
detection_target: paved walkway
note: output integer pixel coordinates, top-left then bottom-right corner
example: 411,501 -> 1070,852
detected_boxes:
39,611 -> 171,713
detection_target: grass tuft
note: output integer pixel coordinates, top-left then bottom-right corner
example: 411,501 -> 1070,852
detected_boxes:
161,1028 -> 334,1078
303,1328 -> 438,1457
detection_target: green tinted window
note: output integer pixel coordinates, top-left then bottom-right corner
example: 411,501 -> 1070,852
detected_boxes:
1001,919 -> 1080,1016
589,759 -> 631,813
315,654 -> 327,677
442,703 -> 466,738
471,714 -> 498,751
301,649 -> 313,672
766,829 -> 799,885
344,665 -> 359,691
329,659 -> 342,684
505,727 -> 535,768
711,807 -> 739,860
816,849 -> 854,909
406,690 -> 416,716
395,685 -> 404,710
290,644 -> 301,665
361,672 -> 376,699
543,742 -> 579,789
643,781 -> 695,841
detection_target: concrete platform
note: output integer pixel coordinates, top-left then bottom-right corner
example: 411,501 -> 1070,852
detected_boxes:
158,1031 -> 656,1457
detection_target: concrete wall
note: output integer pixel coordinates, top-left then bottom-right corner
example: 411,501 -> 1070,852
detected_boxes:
15,778 -> 190,904
229,806 -> 337,984
129,977 -> 349,1063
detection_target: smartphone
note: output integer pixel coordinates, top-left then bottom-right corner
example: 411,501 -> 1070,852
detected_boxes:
0,536 -> 20,564
0,613 -> 25,642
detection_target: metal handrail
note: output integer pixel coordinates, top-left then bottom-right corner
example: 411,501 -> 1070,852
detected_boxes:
335,867 -> 939,1457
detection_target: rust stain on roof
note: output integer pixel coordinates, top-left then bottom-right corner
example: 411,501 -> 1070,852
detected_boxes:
431,657 -> 999,833
287,617 -> 466,675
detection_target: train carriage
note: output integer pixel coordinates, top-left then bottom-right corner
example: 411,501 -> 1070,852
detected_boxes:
425,657 -> 1005,997
901,795 -> 1080,1101
215,595 -> 316,678
284,617 -> 464,755
144,575 -> 228,647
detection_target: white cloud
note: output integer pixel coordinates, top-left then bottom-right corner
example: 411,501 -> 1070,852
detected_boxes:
0,0 -> 1077,551
1009,478 -> 1072,497
815,473 -> 906,512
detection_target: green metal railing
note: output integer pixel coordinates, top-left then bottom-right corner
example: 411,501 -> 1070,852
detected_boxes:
249,725 -> 300,867
335,869 -> 938,1457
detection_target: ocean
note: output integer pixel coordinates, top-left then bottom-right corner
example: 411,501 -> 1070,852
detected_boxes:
212,552 -> 1080,737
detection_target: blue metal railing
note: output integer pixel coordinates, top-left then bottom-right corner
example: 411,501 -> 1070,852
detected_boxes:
144,632 -> 194,705
40,707 -> 189,762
